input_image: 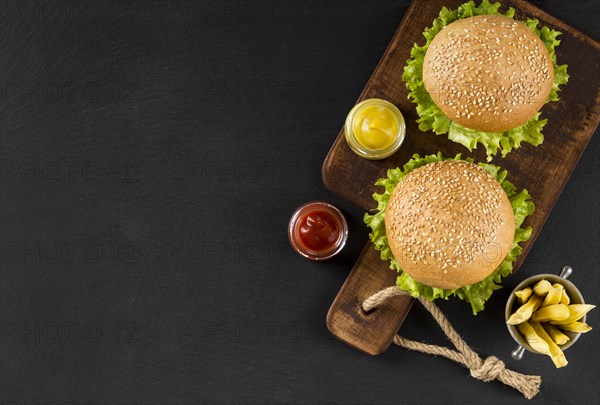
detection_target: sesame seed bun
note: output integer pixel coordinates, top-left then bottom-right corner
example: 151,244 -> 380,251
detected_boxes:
385,160 -> 515,289
423,15 -> 554,133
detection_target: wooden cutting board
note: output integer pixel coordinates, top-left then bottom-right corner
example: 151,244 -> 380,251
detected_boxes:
323,0 -> 600,355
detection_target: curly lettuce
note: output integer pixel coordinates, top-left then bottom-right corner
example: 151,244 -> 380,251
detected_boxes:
402,0 -> 569,161
364,153 -> 534,314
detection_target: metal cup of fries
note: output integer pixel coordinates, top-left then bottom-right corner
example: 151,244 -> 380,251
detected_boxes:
504,266 -> 595,368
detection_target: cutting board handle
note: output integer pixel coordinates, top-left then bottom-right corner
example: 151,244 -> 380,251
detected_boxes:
326,243 -> 414,355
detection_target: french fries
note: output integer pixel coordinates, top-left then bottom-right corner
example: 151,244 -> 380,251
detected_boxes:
514,287 -> 532,304
559,322 -> 592,333
516,322 -> 550,355
560,289 -> 570,305
542,286 -> 563,307
543,324 -> 570,346
533,279 -> 553,296
530,304 -> 569,322
531,323 -> 568,368
549,304 -> 596,325
506,295 -> 542,325
516,322 -> 568,368
508,278 -> 595,368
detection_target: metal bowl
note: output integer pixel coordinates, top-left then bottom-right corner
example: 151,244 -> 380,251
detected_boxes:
505,265 -> 587,360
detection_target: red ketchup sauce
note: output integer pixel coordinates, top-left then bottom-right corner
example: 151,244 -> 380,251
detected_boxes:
297,210 -> 340,251
288,202 -> 348,260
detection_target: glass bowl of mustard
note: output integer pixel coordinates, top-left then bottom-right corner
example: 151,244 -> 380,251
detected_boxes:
344,98 -> 406,160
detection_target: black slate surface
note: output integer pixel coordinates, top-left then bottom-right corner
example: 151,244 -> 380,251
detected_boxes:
0,1 -> 598,404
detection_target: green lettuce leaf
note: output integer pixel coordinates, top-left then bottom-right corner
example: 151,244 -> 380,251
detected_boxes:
364,153 -> 535,314
402,0 -> 569,160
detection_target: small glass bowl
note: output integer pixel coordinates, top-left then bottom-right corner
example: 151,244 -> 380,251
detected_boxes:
344,98 -> 406,160
288,201 -> 348,260
505,268 -> 587,360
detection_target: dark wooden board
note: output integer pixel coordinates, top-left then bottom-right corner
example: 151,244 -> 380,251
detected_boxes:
324,0 -> 600,355
326,244 -> 415,355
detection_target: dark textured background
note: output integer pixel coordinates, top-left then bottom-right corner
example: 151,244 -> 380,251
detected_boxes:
0,1 -> 598,404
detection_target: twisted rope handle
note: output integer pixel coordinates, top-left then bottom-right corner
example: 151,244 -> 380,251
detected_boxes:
363,286 -> 541,400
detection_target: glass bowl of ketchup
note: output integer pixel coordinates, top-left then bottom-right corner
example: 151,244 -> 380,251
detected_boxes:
288,201 -> 348,260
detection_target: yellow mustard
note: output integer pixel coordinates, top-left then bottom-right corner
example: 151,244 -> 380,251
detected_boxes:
352,105 -> 399,150
345,98 -> 406,160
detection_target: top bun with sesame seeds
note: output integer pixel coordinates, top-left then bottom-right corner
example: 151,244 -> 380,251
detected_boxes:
422,15 -> 554,133
384,160 -> 515,289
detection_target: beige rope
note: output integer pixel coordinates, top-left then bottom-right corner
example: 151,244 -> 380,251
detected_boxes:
362,286 -> 541,400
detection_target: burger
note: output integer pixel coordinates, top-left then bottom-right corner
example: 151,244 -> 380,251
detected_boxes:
403,0 -> 568,160
364,153 -> 534,314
